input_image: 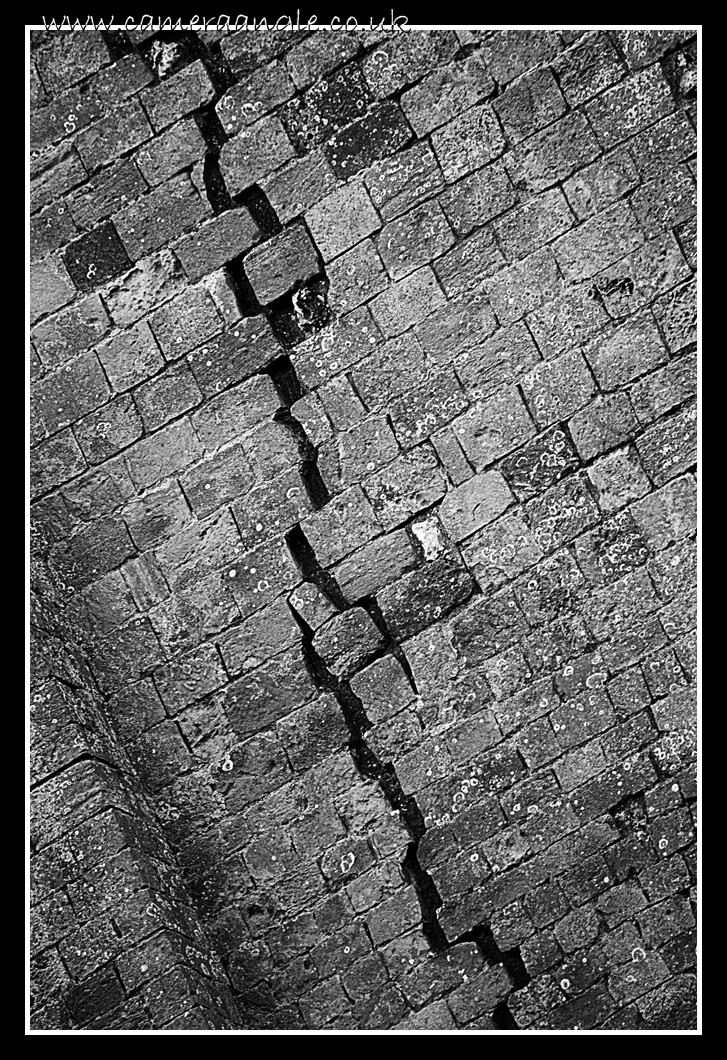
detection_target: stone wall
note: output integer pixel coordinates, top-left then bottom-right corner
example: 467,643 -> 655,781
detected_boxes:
29,26 -> 697,1031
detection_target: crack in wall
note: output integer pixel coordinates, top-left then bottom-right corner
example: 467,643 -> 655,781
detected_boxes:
285,524 -> 347,609
266,354 -> 331,511
266,278 -> 331,349
224,251 -> 264,316
30,25 -> 698,1031
285,526 -> 531,1015
235,186 -> 283,237
358,596 -> 420,696
286,595 -> 449,953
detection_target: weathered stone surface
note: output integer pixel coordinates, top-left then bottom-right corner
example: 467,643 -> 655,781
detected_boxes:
521,352 -> 596,428
220,648 -> 316,739
463,511 -> 544,593
140,60 -> 216,131
113,174 -> 210,261
125,417 -> 202,489
260,151 -> 338,224
586,311 -> 668,389
334,530 -> 418,602
586,65 -> 675,148
103,247 -> 187,328
30,255 -> 76,322
378,555 -> 475,642
302,486 -> 381,567
506,112 -> 601,194
306,183 -> 381,261
456,386 -> 535,470
439,470 -> 514,542
35,351 -> 110,434
313,607 -> 385,677
173,209 -> 262,282
318,415 -> 399,492
552,32 -> 624,106
187,315 -> 281,396
29,26 -> 698,1035
401,54 -> 494,136
134,361 -> 202,431
218,596 -> 300,675
377,200 -> 454,281
569,394 -> 639,462
370,267 -> 447,337
220,115 -> 295,196
495,68 -> 566,144
75,394 -> 144,465
389,369 -> 468,448
360,449 -> 446,533
431,105 -> 505,182
324,102 -> 411,179
244,225 -> 319,304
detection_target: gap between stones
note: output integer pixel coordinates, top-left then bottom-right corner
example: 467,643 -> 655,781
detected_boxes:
190,44 -> 336,509
186,39 -> 529,1019
284,521 -> 531,1023
266,353 -> 331,511
287,587 -> 451,954
194,77 -> 331,347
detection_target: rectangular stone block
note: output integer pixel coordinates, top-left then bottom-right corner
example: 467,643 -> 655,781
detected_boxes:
306,182 -> 381,262
369,267 -> 446,337
376,200 -> 454,280
149,284 -> 222,359
553,202 -> 645,282
585,311 -> 668,389
401,53 -> 494,136
324,102 -> 411,179
333,529 -> 419,602
456,386 -> 535,470
75,99 -> 152,172
188,315 -> 281,396
216,60 -> 295,136
69,157 -> 148,231
135,117 -> 208,186
173,208 -> 262,282
244,225 -> 320,304
260,151 -> 338,224
113,174 -> 210,260
30,255 -> 76,323
96,319 -> 165,392
506,112 -> 601,194
364,140 -> 445,222
134,361 -> 203,432
431,105 -> 505,182
219,114 -> 295,196
35,351 -> 110,433
126,417 -> 202,489
438,470 -> 514,542
103,247 -> 187,328
32,294 -> 110,369
586,65 -> 675,148
140,60 -> 216,130
302,485 -> 381,567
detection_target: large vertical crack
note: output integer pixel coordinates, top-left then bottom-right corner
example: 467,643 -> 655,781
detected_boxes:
265,354 -> 331,511
196,105 -> 236,215
285,524 -> 346,609
285,521 -> 532,1014
358,596 -> 419,696
286,592 -> 449,953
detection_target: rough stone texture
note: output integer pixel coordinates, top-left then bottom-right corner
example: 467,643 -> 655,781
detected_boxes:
29,26 -> 698,1034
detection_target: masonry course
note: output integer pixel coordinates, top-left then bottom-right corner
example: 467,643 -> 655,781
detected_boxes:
30,27 -> 697,1032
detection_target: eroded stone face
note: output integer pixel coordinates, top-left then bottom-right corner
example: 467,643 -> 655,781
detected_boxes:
30,25 -> 698,1035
